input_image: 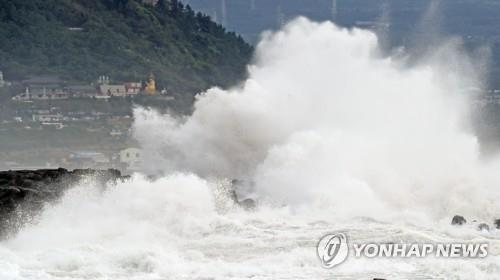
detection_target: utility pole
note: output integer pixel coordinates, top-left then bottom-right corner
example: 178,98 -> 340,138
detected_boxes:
221,0 -> 227,26
331,0 -> 338,21
277,3 -> 285,27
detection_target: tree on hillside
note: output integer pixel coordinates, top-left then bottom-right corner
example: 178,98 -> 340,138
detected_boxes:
0,0 -> 253,107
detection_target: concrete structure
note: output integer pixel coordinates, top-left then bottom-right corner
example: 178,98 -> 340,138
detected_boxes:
11,75 -> 150,101
99,84 -> 127,97
67,85 -> 98,97
68,27 -> 84,31
12,76 -> 68,100
32,114 -> 63,122
13,88 -> 69,101
22,76 -> 64,88
41,122 -> 64,129
124,82 -> 142,95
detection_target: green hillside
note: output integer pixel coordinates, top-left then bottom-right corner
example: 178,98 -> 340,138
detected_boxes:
0,0 -> 253,95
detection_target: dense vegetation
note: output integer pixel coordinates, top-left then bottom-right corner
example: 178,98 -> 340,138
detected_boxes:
0,0 -> 253,95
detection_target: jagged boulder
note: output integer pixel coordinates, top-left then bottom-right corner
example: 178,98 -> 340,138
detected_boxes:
451,215 -> 467,226
478,223 -> 490,232
230,179 -> 257,210
239,198 -> 256,210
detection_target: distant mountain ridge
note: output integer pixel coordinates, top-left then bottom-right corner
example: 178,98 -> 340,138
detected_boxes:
186,0 -> 500,89
0,0 -> 253,96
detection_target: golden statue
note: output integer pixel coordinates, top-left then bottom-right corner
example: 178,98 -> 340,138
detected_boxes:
145,72 -> 156,94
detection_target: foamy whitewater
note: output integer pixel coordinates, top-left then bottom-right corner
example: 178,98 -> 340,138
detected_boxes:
1,18 -> 500,279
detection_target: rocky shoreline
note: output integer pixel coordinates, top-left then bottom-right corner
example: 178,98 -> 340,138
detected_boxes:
451,215 -> 500,231
2,168 -> 499,239
0,168 -> 128,237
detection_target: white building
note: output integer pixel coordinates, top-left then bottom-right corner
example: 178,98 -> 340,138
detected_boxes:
41,122 -> 64,129
99,84 -> 127,97
12,88 -> 69,101
119,148 -> 142,170
32,114 -> 63,122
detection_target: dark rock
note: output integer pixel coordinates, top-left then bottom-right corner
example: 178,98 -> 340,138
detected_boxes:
478,223 -> 490,232
21,179 -> 35,188
229,180 -> 257,210
495,219 -> 500,229
239,198 -> 256,210
0,186 -> 22,199
229,189 -> 238,203
0,172 -> 14,181
451,215 -> 466,226
25,173 -> 43,181
0,168 -> 127,238
228,190 -> 256,209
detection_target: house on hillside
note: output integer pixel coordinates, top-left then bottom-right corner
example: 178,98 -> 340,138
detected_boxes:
124,82 -> 142,95
13,87 -> 70,101
12,75 -> 68,100
12,74 -> 144,100
66,85 -> 98,98
22,76 -> 65,88
13,85 -> 98,100
98,84 -> 127,97
32,114 -> 63,122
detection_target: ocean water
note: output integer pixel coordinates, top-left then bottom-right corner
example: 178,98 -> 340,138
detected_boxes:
0,175 -> 499,279
2,18 -> 500,279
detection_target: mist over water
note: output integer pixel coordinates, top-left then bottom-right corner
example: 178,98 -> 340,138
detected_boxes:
2,18 -> 500,279
134,17 -> 499,221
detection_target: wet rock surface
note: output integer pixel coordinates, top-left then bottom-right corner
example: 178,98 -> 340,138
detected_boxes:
0,168 -> 127,237
230,179 -> 257,210
478,223 -> 490,232
451,215 -> 467,226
